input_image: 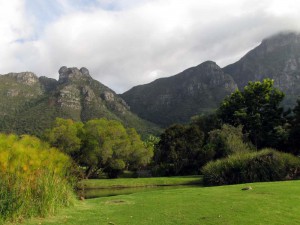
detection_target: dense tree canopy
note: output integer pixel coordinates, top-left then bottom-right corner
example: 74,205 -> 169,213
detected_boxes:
154,124 -> 208,175
45,118 -> 83,156
289,100 -> 300,155
218,79 -> 286,148
45,118 -> 153,178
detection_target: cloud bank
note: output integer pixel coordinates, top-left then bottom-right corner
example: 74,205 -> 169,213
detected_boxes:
1,0 -> 300,93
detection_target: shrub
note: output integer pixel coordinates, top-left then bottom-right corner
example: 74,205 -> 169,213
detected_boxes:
0,134 -> 75,223
202,149 -> 300,186
205,124 -> 253,159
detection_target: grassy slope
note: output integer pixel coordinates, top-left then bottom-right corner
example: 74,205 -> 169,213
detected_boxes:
26,180 -> 300,225
78,176 -> 203,189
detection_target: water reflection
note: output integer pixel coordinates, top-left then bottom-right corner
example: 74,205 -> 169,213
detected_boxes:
79,185 -> 197,199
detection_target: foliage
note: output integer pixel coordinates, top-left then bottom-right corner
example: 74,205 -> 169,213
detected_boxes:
0,134 -> 75,223
45,118 -> 84,156
153,124 -> 209,176
218,79 -> 287,149
202,149 -> 300,186
205,124 -> 253,159
289,99 -> 300,155
191,113 -> 221,139
143,135 -> 160,150
45,118 -> 153,178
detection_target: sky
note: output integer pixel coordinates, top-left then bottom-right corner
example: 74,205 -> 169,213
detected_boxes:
1,0 -> 300,93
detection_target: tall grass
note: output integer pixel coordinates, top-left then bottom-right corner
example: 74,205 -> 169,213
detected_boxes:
0,134 -> 76,224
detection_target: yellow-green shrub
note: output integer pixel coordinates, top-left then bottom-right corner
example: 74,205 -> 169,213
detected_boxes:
0,134 -> 75,223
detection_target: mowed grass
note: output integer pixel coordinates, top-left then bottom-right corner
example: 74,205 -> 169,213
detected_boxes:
78,175 -> 203,189
26,180 -> 300,225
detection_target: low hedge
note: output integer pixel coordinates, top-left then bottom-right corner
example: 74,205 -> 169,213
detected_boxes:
202,149 -> 300,186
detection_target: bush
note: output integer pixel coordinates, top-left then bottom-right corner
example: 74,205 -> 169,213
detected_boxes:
202,149 -> 300,186
205,124 -> 253,159
0,134 -> 75,223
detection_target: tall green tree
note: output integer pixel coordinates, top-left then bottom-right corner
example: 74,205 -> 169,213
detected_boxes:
289,100 -> 300,155
154,124 -> 207,175
218,79 -> 286,149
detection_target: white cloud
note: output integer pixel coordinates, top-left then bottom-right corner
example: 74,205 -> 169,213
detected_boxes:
1,0 -> 300,93
0,1 -> 34,71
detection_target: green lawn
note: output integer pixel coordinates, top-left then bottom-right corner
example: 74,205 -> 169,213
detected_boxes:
78,175 -> 203,189
26,180 -> 300,225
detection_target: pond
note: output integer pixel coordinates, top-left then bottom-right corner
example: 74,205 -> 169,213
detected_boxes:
78,185 -> 198,199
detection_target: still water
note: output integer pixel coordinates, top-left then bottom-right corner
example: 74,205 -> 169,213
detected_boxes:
79,185 -> 197,199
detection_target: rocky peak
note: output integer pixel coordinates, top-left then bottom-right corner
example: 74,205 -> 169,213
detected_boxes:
195,61 -> 223,75
180,61 -> 224,79
58,66 -> 92,84
8,72 -> 39,86
196,60 -> 219,69
179,61 -> 237,91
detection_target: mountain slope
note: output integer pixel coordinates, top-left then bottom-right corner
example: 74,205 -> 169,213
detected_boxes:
121,61 -> 237,126
0,67 -> 160,137
223,32 -> 300,107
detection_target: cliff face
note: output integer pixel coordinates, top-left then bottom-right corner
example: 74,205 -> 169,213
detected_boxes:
223,32 -> 300,107
0,67 -> 160,137
0,72 -> 43,117
121,61 -> 237,126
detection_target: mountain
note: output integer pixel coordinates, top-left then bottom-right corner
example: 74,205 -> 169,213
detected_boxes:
122,32 -> 300,127
223,32 -> 300,107
2,32 -> 299,132
0,66 -> 160,137
121,61 -> 237,127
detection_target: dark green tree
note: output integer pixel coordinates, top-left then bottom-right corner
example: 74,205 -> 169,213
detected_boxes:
154,124 -> 208,175
191,113 -> 221,139
289,100 -> 300,155
218,79 -> 286,149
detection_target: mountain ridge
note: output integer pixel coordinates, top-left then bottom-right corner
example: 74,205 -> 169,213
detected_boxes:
121,61 -> 237,126
0,66 -> 160,137
1,31 -> 300,131
122,32 -> 300,127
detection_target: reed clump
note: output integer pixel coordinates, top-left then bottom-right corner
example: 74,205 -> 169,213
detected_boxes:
0,134 -> 75,224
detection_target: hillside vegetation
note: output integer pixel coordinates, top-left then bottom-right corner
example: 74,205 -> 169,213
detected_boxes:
0,67 -> 161,138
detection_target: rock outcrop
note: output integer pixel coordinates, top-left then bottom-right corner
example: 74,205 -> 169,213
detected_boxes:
58,66 -> 92,84
8,72 -> 39,86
